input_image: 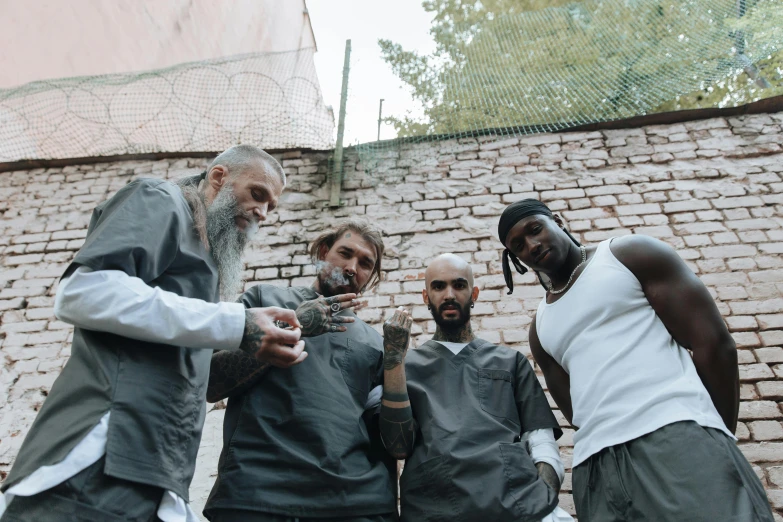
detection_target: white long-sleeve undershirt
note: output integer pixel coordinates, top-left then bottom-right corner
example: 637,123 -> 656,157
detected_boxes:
54,266 -> 246,351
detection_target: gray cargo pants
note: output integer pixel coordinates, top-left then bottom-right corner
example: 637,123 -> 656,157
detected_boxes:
572,421 -> 774,522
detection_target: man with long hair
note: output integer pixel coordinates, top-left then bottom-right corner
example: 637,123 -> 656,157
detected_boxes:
204,219 -> 404,522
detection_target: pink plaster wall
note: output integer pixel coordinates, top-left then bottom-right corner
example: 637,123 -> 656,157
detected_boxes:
0,0 -> 317,88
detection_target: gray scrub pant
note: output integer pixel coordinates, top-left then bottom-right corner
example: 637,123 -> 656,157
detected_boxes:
572,421 -> 775,522
208,510 -> 398,522
0,457 -> 164,522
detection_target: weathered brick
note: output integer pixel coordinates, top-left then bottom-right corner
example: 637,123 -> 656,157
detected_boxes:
739,401 -> 782,420
757,381 -> 783,399
748,421 -> 783,441
662,200 -> 711,213
615,203 -> 661,216
700,244 -> 758,259
739,363 -> 775,381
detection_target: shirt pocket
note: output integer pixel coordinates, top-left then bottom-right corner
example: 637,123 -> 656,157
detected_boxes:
498,442 -> 559,521
339,337 -> 381,407
478,368 -> 518,424
400,455 -> 460,522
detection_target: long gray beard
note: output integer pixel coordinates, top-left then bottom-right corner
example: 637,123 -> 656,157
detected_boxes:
176,176 -> 254,301
206,186 -> 256,300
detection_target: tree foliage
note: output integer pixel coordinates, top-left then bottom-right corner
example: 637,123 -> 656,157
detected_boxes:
379,0 -> 783,138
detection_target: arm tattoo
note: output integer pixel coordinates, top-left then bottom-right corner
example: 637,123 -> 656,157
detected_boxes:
379,397 -> 417,459
238,309 -> 265,356
206,349 -> 270,402
536,462 -> 561,494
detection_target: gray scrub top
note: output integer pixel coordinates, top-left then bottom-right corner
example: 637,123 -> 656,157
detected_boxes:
204,285 -> 397,519
400,338 -> 562,522
4,179 -> 219,500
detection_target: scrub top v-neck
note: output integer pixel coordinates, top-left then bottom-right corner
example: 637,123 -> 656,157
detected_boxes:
400,338 -> 562,522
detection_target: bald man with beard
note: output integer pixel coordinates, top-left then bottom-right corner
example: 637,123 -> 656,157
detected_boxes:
0,145 -> 307,522
379,254 -> 572,522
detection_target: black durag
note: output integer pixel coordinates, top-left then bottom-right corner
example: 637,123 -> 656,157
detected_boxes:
497,199 -> 580,295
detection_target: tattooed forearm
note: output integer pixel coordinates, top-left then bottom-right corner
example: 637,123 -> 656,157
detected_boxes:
379,393 -> 417,459
238,309 -> 265,356
383,308 -> 412,370
536,462 -> 561,494
383,347 -> 406,370
207,349 -> 270,402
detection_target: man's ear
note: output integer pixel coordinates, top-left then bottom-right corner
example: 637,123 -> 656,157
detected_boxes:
553,213 -> 566,229
317,243 -> 330,261
471,286 -> 480,302
422,288 -> 430,306
207,165 -> 229,190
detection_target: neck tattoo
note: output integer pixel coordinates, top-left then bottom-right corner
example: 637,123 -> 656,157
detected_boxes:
432,323 -> 475,343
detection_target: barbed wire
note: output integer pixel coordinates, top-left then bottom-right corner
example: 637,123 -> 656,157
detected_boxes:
0,48 -> 335,162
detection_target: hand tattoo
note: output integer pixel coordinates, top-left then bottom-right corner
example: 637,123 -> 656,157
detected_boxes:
296,296 -> 349,337
239,309 -> 265,356
383,309 -> 412,371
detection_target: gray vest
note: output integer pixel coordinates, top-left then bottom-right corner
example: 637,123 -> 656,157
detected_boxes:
205,285 -> 397,519
3,179 -> 219,500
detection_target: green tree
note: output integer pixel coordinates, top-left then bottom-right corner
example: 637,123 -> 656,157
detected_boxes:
379,0 -> 783,138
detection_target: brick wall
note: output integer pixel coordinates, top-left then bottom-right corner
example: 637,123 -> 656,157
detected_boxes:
1,112 -> 783,519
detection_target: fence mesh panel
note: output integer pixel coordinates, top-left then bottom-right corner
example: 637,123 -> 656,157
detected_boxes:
0,48 -> 334,162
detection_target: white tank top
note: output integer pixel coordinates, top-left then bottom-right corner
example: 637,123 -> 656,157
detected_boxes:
536,239 -> 734,467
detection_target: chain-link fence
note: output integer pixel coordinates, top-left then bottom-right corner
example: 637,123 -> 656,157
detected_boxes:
352,0 -> 783,174
0,48 -> 334,162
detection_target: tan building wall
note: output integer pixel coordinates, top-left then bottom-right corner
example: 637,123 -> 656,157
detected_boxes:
1,113 -> 783,518
0,0 -> 316,88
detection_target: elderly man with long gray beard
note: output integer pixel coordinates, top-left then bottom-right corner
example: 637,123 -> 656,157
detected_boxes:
0,145 -> 308,522
203,219 -> 403,522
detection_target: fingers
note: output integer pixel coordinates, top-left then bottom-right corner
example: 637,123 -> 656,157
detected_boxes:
330,315 -> 356,324
385,306 -> 411,327
337,299 -> 363,311
324,293 -> 357,305
269,326 -> 302,345
263,307 -> 301,328
260,340 -> 307,367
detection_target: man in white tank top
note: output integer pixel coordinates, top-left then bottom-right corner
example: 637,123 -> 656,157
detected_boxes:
496,199 -> 774,522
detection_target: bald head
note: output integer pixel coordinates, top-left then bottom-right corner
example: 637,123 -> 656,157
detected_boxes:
425,253 -> 474,288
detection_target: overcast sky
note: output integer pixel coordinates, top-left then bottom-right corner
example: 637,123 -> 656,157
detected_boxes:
307,0 -> 436,145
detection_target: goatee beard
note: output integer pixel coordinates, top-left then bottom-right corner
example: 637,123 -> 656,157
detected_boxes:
205,184 -> 257,301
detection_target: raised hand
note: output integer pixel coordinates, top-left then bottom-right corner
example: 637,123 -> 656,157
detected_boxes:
383,307 -> 413,371
239,307 -> 307,367
295,293 -> 361,337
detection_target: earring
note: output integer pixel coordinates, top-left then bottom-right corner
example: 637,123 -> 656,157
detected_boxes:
427,305 -> 431,311
470,303 -> 475,308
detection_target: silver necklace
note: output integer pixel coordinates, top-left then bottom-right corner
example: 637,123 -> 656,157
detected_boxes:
547,246 -> 587,294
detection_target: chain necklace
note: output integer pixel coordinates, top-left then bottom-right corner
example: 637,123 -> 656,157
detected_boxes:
547,246 -> 586,294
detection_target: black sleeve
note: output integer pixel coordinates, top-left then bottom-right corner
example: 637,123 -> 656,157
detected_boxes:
70,179 -> 182,283
515,351 -> 563,440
